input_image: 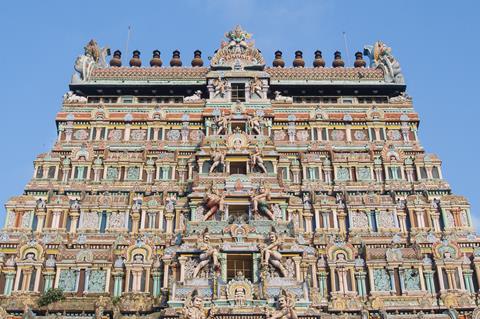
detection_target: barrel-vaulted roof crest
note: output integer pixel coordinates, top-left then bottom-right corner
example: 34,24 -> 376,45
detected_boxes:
210,25 -> 265,71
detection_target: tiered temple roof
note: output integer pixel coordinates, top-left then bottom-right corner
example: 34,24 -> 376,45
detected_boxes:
0,26 -> 478,319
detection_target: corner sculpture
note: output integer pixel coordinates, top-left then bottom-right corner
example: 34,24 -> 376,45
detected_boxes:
72,39 -> 110,82
364,41 -> 405,84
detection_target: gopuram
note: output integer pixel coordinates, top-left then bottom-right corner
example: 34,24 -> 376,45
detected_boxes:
0,26 -> 478,319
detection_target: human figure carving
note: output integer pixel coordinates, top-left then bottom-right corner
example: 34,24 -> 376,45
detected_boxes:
251,186 -> 274,220
250,147 -> 267,173
209,146 -> 225,173
212,76 -> 228,98
182,290 -> 210,319
214,112 -> 229,135
193,230 -> 220,278
203,187 -> 225,221
249,77 -> 263,98
248,115 -> 262,135
260,232 -> 287,277
267,289 -> 297,319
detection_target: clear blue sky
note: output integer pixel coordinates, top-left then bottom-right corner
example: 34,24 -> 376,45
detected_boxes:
0,1 -> 478,228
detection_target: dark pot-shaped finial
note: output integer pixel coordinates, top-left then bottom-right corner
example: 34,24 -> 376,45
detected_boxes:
293,50 -> 305,68
110,50 -> 122,67
129,50 -> 142,67
332,51 -> 344,68
313,50 -> 325,68
354,51 -> 366,68
191,50 -> 203,67
170,50 -> 182,67
150,50 -> 162,67
272,50 -> 285,68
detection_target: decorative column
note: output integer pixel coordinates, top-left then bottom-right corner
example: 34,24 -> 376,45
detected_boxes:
162,258 -> 172,289
355,271 -> 367,297
112,269 -> 124,297
303,211 -> 313,233
165,212 -> 174,234
131,211 -> 141,234
218,253 -> 227,283
152,269 -> 162,297
3,271 -> 16,296
387,268 -> 396,293
292,256 -> 302,282
252,253 -> 261,283
178,256 -> 188,283
463,269 -> 475,293
35,209 -> 46,233
43,269 -> 56,292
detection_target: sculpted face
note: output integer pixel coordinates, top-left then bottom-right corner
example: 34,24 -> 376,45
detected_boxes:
193,296 -> 202,308
269,232 -> 276,242
278,296 -> 287,309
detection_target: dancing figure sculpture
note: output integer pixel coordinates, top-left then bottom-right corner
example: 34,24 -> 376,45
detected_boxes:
209,147 -> 225,173
248,115 -> 262,135
250,147 -> 267,173
193,230 -> 220,278
251,186 -> 274,220
267,289 -> 297,319
260,232 -> 288,277
214,112 -> 229,135
203,187 -> 225,221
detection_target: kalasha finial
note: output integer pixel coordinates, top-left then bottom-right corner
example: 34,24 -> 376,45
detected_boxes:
332,51 -> 345,68
110,50 -> 122,67
293,50 -> 305,68
170,50 -> 182,67
354,51 -> 366,68
150,50 -> 162,67
129,50 -> 141,67
191,50 -> 203,67
313,50 -> 325,68
272,50 -> 285,68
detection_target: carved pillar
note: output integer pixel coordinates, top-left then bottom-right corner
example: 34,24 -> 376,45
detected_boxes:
178,256 -> 188,283
218,253 -> 227,283
35,209 -> 46,233
292,256 -> 302,282
3,271 -> 15,296
162,258 -> 171,288
112,270 -> 124,297
42,270 -> 55,292
152,269 -> 162,297
303,211 -> 313,233
165,212 -> 174,234
131,211 -> 141,234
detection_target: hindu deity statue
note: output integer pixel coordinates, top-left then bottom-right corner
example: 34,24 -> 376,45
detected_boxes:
251,186 -> 274,220
193,230 -> 220,278
260,232 -> 287,277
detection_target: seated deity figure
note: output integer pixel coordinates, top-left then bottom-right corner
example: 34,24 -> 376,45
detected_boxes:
234,287 -> 247,306
250,186 -> 274,220
260,232 -> 287,277
250,147 -> 267,173
209,146 -> 225,173
248,115 -> 262,135
193,230 -> 220,278
214,112 -> 229,135
203,187 -> 225,221
268,289 -> 298,319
